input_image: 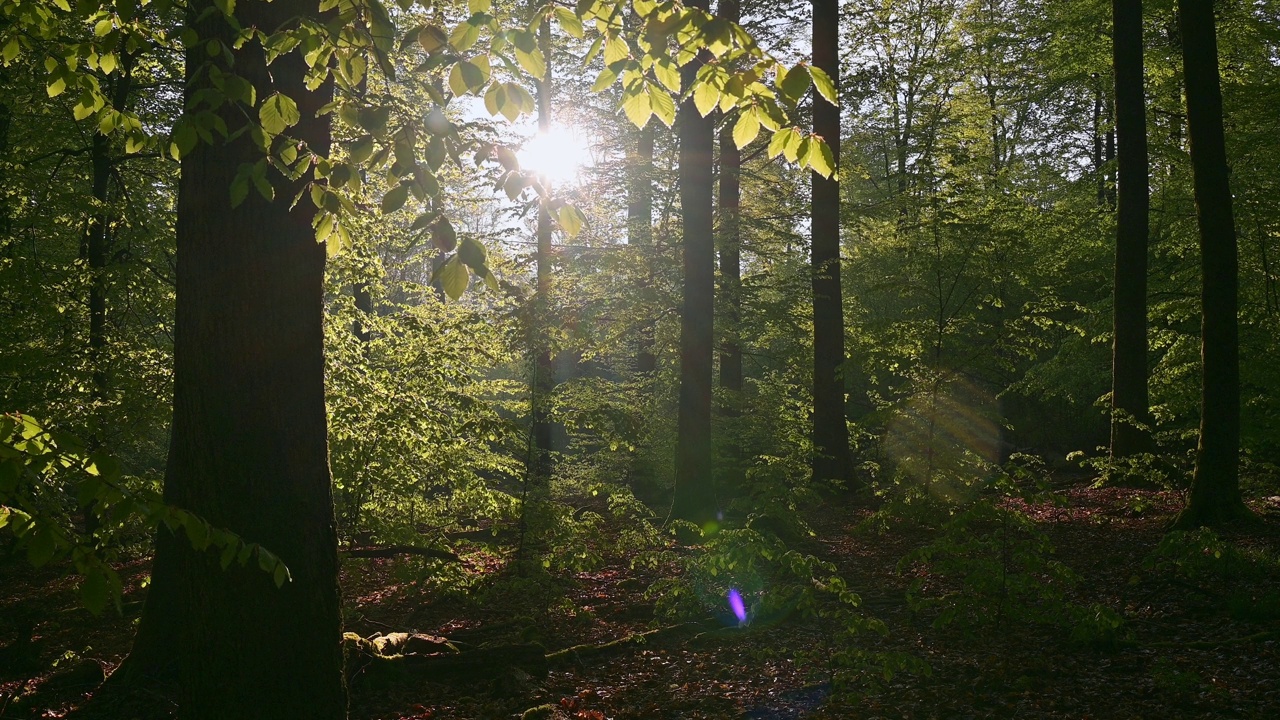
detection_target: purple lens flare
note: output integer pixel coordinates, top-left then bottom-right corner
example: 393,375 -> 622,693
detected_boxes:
728,587 -> 747,624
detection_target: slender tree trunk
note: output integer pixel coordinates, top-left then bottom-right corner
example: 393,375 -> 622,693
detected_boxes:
1173,0 -> 1251,527
1109,0 -> 1153,461
1092,75 -> 1105,206
631,125 -> 656,374
811,0 -> 851,484
112,2 -> 346,716
673,0 -> 717,526
1105,96 -> 1117,208
532,17 -> 555,487
718,0 -> 742,395
84,131 -> 111,403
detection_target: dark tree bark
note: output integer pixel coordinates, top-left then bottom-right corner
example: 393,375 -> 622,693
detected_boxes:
1093,74 -> 1105,206
1173,0 -> 1252,527
717,0 -> 742,397
811,0 -> 852,483
1109,0 -> 1153,461
673,0 -> 717,526
112,2 -> 346,717
631,125 -> 656,375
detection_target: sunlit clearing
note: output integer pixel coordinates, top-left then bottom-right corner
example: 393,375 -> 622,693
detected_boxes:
728,587 -> 748,625
519,124 -> 591,186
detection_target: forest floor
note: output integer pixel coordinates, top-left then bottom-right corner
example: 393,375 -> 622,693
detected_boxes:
2,481 -> 1280,719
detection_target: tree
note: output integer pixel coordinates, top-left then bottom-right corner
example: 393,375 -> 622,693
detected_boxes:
1173,0 -> 1252,527
110,1 -> 346,716
717,0 -> 742,397
1108,0 -> 1152,461
810,0 -> 851,483
673,0 -> 717,525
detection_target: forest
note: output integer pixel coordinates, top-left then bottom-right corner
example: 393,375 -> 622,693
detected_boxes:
1,0 -> 1279,717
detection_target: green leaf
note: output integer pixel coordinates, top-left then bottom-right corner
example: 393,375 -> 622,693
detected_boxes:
457,236 -> 487,269
418,25 -> 449,54
557,204 -> 585,237
653,58 -> 681,93
435,256 -> 469,300
591,65 -> 618,93
172,123 -> 198,160
273,562 -> 290,588
515,46 -> 546,80
650,88 -> 676,128
808,65 -> 837,106
81,570 -> 107,616
809,137 -> 836,178
767,128 -> 788,159
693,83 -> 719,118
732,110 -> 760,149
621,87 -> 652,128
779,64 -> 811,103
46,75 -> 66,98
259,93 -> 300,135
450,20 -> 481,52
554,7 -> 583,38
213,0 -> 235,15
468,0 -> 491,12
382,182 -> 410,214
448,57 -> 490,97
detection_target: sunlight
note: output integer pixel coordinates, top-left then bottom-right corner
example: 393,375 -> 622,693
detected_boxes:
518,124 -> 592,186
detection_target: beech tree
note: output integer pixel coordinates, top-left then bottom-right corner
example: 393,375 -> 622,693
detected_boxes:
1174,0 -> 1252,527
810,0 -> 851,483
110,1 -> 345,716
1108,0 -> 1152,460
672,0 -> 717,526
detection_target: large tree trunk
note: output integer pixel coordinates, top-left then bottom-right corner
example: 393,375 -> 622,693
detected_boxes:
1109,0 -> 1152,461
113,2 -> 346,717
811,0 -> 851,484
673,0 -> 717,526
1173,0 -> 1251,527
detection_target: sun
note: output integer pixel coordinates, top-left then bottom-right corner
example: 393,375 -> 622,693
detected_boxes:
518,124 -> 592,186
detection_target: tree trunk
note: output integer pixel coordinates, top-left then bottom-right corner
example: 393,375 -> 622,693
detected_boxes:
717,0 -> 742,397
1173,0 -> 1252,528
673,0 -> 717,526
531,17 -> 555,488
113,2 -> 346,717
1109,0 -> 1153,461
631,125 -> 656,375
811,0 -> 851,484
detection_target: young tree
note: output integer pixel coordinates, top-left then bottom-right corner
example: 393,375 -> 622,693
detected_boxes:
1108,0 -> 1152,460
111,1 -> 346,716
718,0 -> 742,397
810,0 -> 851,483
1173,0 -> 1252,527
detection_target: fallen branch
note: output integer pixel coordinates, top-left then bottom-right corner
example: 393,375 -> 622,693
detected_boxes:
545,620 -> 712,668
1144,629 -> 1279,650
343,545 -> 460,562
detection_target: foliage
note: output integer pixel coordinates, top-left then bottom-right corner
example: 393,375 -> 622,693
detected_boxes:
0,413 -> 291,614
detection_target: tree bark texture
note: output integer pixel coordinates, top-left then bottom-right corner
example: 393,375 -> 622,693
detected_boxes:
1175,0 -> 1249,526
1109,0 -> 1152,459
631,125 -> 656,375
717,0 -> 742,396
811,0 -> 852,483
117,2 -> 346,717
673,0 -> 717,525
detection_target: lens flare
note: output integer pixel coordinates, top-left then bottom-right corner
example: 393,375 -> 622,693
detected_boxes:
728,588 -> 747,624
